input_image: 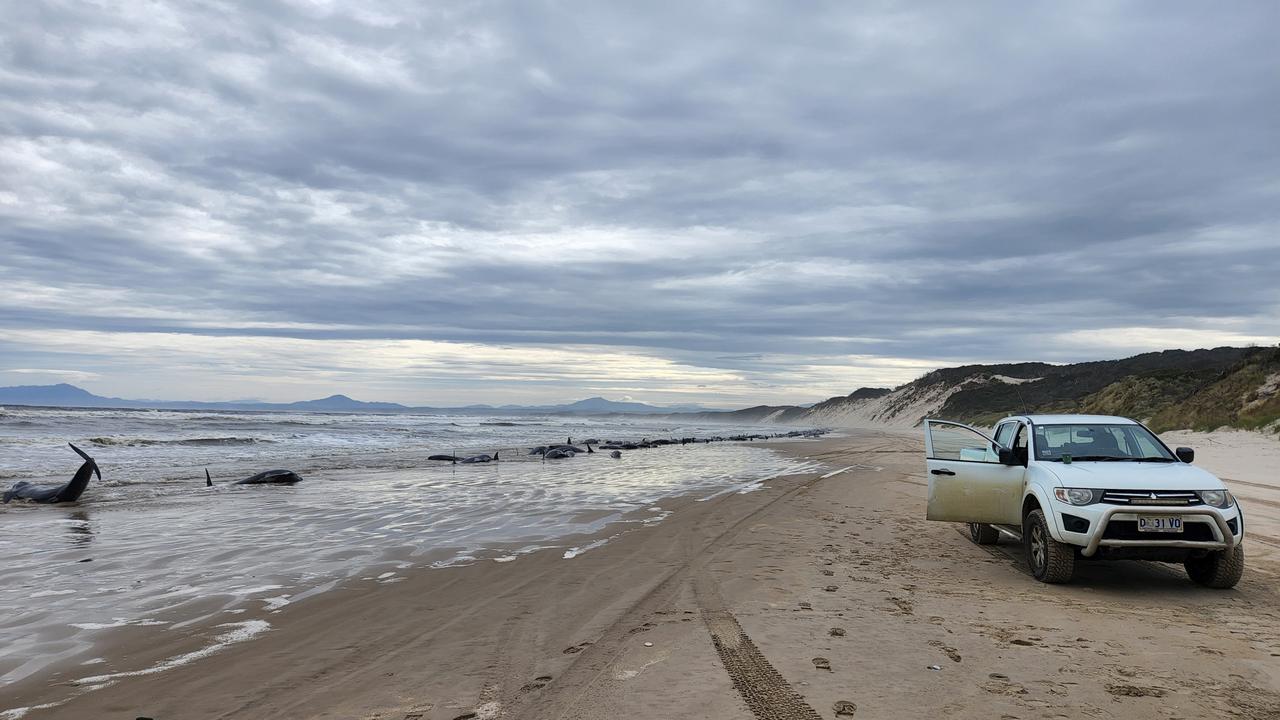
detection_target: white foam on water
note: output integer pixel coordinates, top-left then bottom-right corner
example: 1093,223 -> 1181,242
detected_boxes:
70,618 -> 167,631
74,620 -> 270,689
1,701 -> 67,720
563,537 -> 611,559
29,589 -> 76,598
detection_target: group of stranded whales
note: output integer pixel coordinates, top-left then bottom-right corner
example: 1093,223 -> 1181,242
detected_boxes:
1,442 -> 305,506
429,429 -> 829,464
4,428 -> 828,506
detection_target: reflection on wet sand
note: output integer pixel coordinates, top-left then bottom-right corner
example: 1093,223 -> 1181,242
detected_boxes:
64,510 -> 93,547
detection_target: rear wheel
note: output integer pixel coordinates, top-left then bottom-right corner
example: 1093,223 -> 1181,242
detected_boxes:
969,522 -> 1000,545
1024,508 -> 1075,583
1185,545 -> 1244,589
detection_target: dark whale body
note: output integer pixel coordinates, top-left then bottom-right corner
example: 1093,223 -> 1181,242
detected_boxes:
205,469 -> 303,487
3,443 -> 100,504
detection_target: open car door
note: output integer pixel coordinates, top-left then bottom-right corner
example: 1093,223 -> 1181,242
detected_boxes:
924,420 -> 1024,525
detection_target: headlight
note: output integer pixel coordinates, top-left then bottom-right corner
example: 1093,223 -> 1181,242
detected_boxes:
1198,490 -> 1235,508
1054,488 -> 1099,506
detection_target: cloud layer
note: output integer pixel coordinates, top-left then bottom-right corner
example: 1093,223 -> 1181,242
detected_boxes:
2,1 -> 1278,405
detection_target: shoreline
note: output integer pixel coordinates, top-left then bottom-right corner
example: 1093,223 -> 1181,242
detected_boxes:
6,464 -> 833,719
2,439 -> 831,719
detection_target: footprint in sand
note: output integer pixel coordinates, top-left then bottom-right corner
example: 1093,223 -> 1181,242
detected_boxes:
1105,684 -> 1167,698
829,627 -> 846,637
833,700 -> 857,716
798,602 -> 813,610
821,569 -> 835,576
563,642 -> 592,654
981,676 -> 1029,696
519,675 -> 553,692
824,585 -> 839,592
812,657 -> 832,671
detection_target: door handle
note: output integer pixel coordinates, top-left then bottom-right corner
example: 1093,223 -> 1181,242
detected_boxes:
930,468 -> 956,476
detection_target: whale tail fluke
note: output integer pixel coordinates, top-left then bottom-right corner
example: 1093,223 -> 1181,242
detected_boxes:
205,469 -> 212,487
68,442 -> 101,481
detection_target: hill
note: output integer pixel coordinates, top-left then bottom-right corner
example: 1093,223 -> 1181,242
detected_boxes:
674,346 -> 1280,433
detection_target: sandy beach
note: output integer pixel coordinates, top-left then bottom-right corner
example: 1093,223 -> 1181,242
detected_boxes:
7,428 -> 1280,719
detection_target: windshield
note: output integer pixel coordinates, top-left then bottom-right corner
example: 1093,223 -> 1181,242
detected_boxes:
1031,423 -> 1175,462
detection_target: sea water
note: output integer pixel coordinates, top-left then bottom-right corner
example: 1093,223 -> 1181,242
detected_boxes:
0,406 -> 822,699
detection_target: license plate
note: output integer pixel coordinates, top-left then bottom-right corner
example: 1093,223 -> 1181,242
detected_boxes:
1138,516 -> 1183,533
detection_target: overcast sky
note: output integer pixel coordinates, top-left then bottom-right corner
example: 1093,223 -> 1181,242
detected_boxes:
2,1 -> 1278,407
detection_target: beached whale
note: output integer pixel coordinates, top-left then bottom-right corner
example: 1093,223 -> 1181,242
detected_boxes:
459,451 -> 499,464
3,443 -> 100,504
205,469 -> 304,486
429,454 -> 460,462
609,450 -> 622,459
543,447 -> 576,459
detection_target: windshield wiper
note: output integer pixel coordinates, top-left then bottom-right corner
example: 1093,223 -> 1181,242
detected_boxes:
1053,455 -> 1175,462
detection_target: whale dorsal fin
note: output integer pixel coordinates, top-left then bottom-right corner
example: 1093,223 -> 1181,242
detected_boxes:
206,469 -> 213,487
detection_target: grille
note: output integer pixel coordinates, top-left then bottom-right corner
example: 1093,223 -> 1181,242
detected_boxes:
1100,490 -> 1202,506
1103,521 -> 1215,542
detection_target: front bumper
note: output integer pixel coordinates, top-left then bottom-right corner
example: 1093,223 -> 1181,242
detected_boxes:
1050,501 -> 1242,558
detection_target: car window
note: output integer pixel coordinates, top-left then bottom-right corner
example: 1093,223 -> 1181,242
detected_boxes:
927,422 -> 1000,463
994,422 -> 1016,448
1031,423 -> 1174,461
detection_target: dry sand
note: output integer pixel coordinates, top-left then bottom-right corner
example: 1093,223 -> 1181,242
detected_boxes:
10,428 -> 1280,719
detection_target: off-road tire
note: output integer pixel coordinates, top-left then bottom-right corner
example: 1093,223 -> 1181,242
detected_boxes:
969,522 -> 1000,545
1024,508 -> 1075,583
1185,544 -> 1245,589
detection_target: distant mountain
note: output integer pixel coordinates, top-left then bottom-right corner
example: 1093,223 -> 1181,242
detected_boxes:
509,397 -> 714,414
0,383 -> 111,407
281,394 -> 409,412
0,385 -> 720,416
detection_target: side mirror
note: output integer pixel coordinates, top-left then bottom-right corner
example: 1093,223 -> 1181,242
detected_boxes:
997,446 -> 1016,465
1175,447 -> 1194,463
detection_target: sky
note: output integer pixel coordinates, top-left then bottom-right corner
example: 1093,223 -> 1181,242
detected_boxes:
2,1 -> 1279,407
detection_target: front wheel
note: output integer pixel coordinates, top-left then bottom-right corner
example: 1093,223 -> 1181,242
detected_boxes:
969,522 -> 1000,545
1185,545 -> 1244,589
1024,508 -> 1075,583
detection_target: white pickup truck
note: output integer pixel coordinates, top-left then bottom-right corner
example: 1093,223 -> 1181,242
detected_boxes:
924,414 -> 1245,587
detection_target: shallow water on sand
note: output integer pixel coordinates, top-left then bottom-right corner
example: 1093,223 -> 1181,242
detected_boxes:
0,407 -> 822,700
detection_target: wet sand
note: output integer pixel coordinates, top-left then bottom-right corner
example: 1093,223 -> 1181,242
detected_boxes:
11,429 -> 1280,719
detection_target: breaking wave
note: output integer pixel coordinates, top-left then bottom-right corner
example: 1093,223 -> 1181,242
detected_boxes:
87,437 -> 272,447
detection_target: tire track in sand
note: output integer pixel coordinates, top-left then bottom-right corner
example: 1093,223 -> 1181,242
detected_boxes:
699,606 -> 823,720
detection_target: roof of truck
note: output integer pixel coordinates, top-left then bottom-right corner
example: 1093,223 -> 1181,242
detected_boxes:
1003,414 -> 1140,425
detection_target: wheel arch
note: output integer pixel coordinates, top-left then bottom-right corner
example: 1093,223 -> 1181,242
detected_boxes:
1022,484 -> 1069,542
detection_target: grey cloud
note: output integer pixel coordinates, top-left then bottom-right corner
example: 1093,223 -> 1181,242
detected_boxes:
1,1 -> 1279,403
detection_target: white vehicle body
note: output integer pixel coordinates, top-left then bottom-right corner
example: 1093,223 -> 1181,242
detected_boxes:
923,414 -> 1246,586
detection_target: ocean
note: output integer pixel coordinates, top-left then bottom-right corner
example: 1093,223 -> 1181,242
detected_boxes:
0,405 -> 824,702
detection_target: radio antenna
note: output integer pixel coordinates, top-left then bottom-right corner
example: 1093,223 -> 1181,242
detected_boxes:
1013,381 -> 1030,416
